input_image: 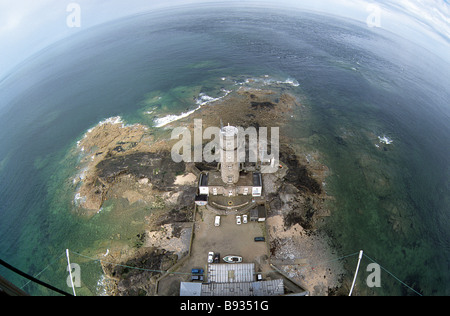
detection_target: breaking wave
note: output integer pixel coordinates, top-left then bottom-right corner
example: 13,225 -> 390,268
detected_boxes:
153,89 -> 232,127
378,135 -> 393,145
153,106 -> 201,127
152,75 -> 298,128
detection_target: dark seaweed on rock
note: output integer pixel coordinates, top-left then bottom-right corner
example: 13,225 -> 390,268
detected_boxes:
95,152 -> 185,190
284,196 -> 316,230
108,248 -> 178,296
280,145 -> 322,195
250,101 -> 276,109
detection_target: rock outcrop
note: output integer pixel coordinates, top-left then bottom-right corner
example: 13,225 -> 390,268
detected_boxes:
71,81 -> 342,296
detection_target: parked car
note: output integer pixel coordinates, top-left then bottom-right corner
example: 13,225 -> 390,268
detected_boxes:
191,274 -> 204,282
254,237 -> 265,242
236,215 -> 241,225
191,268 -> 204,282
243,214 -> 248,224
207,251 -> 214,263
191,268 -> 204,275
215,215 -> 221,227
214,253 -> 220,263
223,255 -> 242,263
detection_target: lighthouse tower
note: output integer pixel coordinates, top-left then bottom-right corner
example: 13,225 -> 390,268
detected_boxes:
220,124 -> 241,185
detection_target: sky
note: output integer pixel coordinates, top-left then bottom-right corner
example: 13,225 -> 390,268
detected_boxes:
0,0 -> 449,79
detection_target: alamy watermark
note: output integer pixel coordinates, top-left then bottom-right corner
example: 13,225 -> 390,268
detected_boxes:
66,2 -> 81,28
66,263 -> 81,288
366,4 -> 381,28
366,263 -> 381,288
170,119 -> 280,173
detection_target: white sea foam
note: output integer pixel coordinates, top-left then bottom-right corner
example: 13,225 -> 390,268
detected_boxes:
77,116 -> 148,148
89,116 -> 124,132
378,135 -> 393,145
100,116 -> 123,126
74,193 -> 86,206
154,89 -> 232,127
77,116 -> 124,147
145,106 -> 157,115
196,93 -> 217,105
276,78 -> 300,87
153,106 -> 201,127
95,274 -> 109,296
73,167 -> 88,185
153,75 -> 297,128
196,89 -> 232,106
236,76 -> 300,87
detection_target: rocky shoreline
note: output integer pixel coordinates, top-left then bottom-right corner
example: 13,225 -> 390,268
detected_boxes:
71,81 -> 345,296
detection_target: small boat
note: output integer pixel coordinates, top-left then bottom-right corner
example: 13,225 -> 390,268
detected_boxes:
223,255 -> 242,263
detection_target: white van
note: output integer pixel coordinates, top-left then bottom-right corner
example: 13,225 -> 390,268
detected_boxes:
214,216 -> 221,227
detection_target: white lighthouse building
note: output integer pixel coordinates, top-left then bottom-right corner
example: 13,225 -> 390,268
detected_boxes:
195,123 -> 263,213
220,124 -> 241,185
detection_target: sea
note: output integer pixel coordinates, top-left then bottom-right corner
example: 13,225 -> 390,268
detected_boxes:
0,4 -> 448,296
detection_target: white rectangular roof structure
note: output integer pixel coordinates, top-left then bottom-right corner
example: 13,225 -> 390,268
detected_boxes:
180,282 -> 202,296
181,280 -> 285,296
181,263 -> 285,296
207,263 -> 255,283
200,279 -> 284,296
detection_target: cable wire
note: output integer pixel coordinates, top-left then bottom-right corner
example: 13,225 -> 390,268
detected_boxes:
0,258 -> 72,296
69,250 -> 193,276
20,251 -> 66,290
362,253 -> 423,296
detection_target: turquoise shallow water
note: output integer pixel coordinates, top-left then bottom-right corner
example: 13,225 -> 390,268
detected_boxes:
0,6 -> 448,295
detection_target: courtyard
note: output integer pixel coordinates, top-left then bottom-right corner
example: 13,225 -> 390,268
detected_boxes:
156,206 -> 271,295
